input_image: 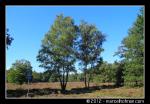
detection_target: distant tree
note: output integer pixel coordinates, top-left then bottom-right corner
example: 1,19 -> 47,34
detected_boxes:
75,21 -> 105,88
114,61 -> 124,87
115,8 -> 144,87
48,72 -> 59,82
89,61 -> 118,84
100,62 -> 116,83
37,14 -> 77,92
77,73 -> 84,82
7,68 -> 17,83
7,59 -> 32,85
32,71 -> 43,82
68,71 -> 78,82
6,28 -> 13,49
42,70 -> 51,82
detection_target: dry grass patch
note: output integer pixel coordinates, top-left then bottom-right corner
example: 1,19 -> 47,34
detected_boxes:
6,82 -> 144,98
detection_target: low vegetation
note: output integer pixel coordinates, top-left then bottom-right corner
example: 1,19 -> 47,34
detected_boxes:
6,82 -> 144,98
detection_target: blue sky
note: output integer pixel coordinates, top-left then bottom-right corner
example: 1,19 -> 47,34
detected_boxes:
6,6 -> 142,73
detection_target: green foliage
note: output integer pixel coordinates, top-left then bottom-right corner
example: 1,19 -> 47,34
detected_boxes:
76,73 -> 84,82
97,62 -> 116,83
37,14 -> 106,89
114,61 -> 124,86
75,21 -> 105,87
42,70 -> 51,82
68,72 -> 79,82
91,75 -> 101,83
124,75 -> 144,87
88,60 -> 125,86
32,71 -> 43,82
37,14 -> 77,92
115,8 -> 144,87
7,59 -> 32,85
48,73 -> 59,82
7,68 -> 17,83
6,28 -> 14,49
86,61 -> 116,83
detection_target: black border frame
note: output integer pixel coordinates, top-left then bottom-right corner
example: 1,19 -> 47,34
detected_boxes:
1,0 -> 149,103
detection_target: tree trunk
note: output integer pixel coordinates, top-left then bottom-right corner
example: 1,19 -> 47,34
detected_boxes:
56,66 -> 69,94
84,71 -> 87,88
61,85 -> 66,93
60,67 -> 69,93
65,70 -> 69,89
59,76 -> 65,93
87,74 -> 91,88
61,69 -> 66,93
60,77 -> 66,93
57,68 -> 63,92
87,80 -> 90,88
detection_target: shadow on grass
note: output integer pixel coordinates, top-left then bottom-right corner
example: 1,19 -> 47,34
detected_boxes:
7,88 -> 61,97
68,84 -> 118,94
7,88 -> 27,97
7,84 -> 118,97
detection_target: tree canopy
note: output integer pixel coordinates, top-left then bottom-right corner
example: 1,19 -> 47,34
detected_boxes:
6,28 -> 14,49
115,8 -> 144,87
75,21 -> 105,88
37,14 -> 77,92
7,59 -> 32,84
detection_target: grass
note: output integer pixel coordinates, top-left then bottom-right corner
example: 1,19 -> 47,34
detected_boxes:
6,82 -> 144,99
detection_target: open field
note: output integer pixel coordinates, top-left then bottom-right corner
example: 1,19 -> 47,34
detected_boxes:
6,82 -> 144,99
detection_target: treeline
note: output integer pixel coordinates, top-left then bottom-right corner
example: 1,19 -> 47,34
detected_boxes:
6,8 -> 144,92
7,60 -> 122,83
6,59 -> 142,87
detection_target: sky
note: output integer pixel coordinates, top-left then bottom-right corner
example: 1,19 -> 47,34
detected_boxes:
6,6 -> 142,73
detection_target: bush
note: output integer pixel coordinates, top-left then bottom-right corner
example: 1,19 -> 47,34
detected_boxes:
124,75 -> 144,87
7,59 -> 32,85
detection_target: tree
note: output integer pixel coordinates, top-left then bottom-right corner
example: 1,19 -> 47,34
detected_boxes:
115,8 -> 144,87
75,21 -> 105,88
42,70 -> 51,82
95,62 -> 116,83
32,71 -> 43,82
114,61 -> 124,87
7,59 -> 32,85
68,71 -> 78,82
7,68 -> 17,83
6,28 -> 13,49
48,72 -> 59,82
77,73 -> 84,82
37,14 -> 77,92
